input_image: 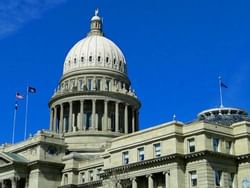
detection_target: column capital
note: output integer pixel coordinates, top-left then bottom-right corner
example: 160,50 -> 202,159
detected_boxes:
130,177 -> 137,181
163,170 -> 170,175
146,174 -> 153,178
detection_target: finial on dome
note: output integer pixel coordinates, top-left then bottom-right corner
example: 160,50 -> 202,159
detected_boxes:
95,9 -> 99,16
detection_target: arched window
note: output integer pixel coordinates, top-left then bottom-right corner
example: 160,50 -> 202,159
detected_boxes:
81,57 -> 84,62
98,56 -> 101,62
89,56 -> 92,62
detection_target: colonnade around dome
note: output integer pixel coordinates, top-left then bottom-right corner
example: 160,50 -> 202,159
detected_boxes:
50,99 -> 139,134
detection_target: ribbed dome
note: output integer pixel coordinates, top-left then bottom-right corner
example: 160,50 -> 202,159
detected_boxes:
63,10 -> 127,75
63,35 -> 127,75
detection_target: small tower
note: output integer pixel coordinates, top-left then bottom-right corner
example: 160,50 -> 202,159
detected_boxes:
88,9 -> 103,36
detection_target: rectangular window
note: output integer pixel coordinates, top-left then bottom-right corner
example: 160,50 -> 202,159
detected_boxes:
96,79 -> 101,91
89,170 -> 94,181
96,168 -> 102,180
226,141 -> 232,154
87,79 -> 92,91
188,138 -> 195,153
154,143 -> 161,158
215,170 -> 222,186
80,172 -> 85,183
138,147 -> 144,161
213,138 -> 220,152
189,171 -> 197,187
123,151 -> 129,165
85,112 -> 92,129
106,80 -> 110,91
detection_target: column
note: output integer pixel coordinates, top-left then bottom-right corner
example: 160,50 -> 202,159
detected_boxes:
103,100 -> 108,131
132,108 -> 135,132
115,102 -> 119,132
2,180 -> 7,188
68,101 -> 73,132
116,180 -> 122,188
92,100 -> 96,130
124,104 -> 128,134
49,108 -> 53,131
80,100 -> 84,130
131,177 -> 137,188
147,174 -> 153,188
53,106 -> 57,132
164,171 -> 170,188
59,104 -> 64,133
11,178 -> 17,188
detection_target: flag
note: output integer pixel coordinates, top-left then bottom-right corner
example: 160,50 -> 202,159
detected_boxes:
221,82 -> 228,88
16,92 -> 24,99
28,86 -> 36,93
15,102 -> 18,110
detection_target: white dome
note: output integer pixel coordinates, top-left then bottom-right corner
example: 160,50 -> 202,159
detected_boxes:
63,35 -> 127,75
63,10 -> 127,76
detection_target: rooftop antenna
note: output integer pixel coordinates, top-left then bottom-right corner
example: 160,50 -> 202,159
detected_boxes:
173,114 -> 176,121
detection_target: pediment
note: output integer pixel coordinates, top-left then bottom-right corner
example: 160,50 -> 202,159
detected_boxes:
0,153 -> 12,167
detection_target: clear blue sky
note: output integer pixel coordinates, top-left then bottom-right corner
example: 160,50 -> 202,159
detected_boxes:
0,0 -> 250,143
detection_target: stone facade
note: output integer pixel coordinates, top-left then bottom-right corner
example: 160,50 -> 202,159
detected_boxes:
0,10 -> 250,188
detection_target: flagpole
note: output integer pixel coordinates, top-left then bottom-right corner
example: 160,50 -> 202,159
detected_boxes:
24,86 -> 29,140
219,76 -> 224,108
12,103 -> 17,144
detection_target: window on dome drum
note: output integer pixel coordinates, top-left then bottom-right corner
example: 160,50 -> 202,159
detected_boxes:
96,79 -> 101,91
74,58 -> 77,64
87,79 -> 92,91
122,151 -> 129,165
225,141 -> 232,154
85,112 -> 92,130
81,57 -> 84,62
189,171 -> 197,187
98,56 -> 101,62
68,60 -> 71,66
89,56 -> 92,62
79,80 -> 83,90
80,172 -> 85,183
214,170 -> 222,186
154,143 -> 161,158
89,170 -> 94,181
106,57 -> 109,63
188,138 -> 195,153
106,80 -> 110,91
113,58 -> 116,64
138,147 -> 144,161
212,138 -> 220,152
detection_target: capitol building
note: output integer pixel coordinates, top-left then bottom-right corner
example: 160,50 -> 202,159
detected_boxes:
1,10 -> 250,188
